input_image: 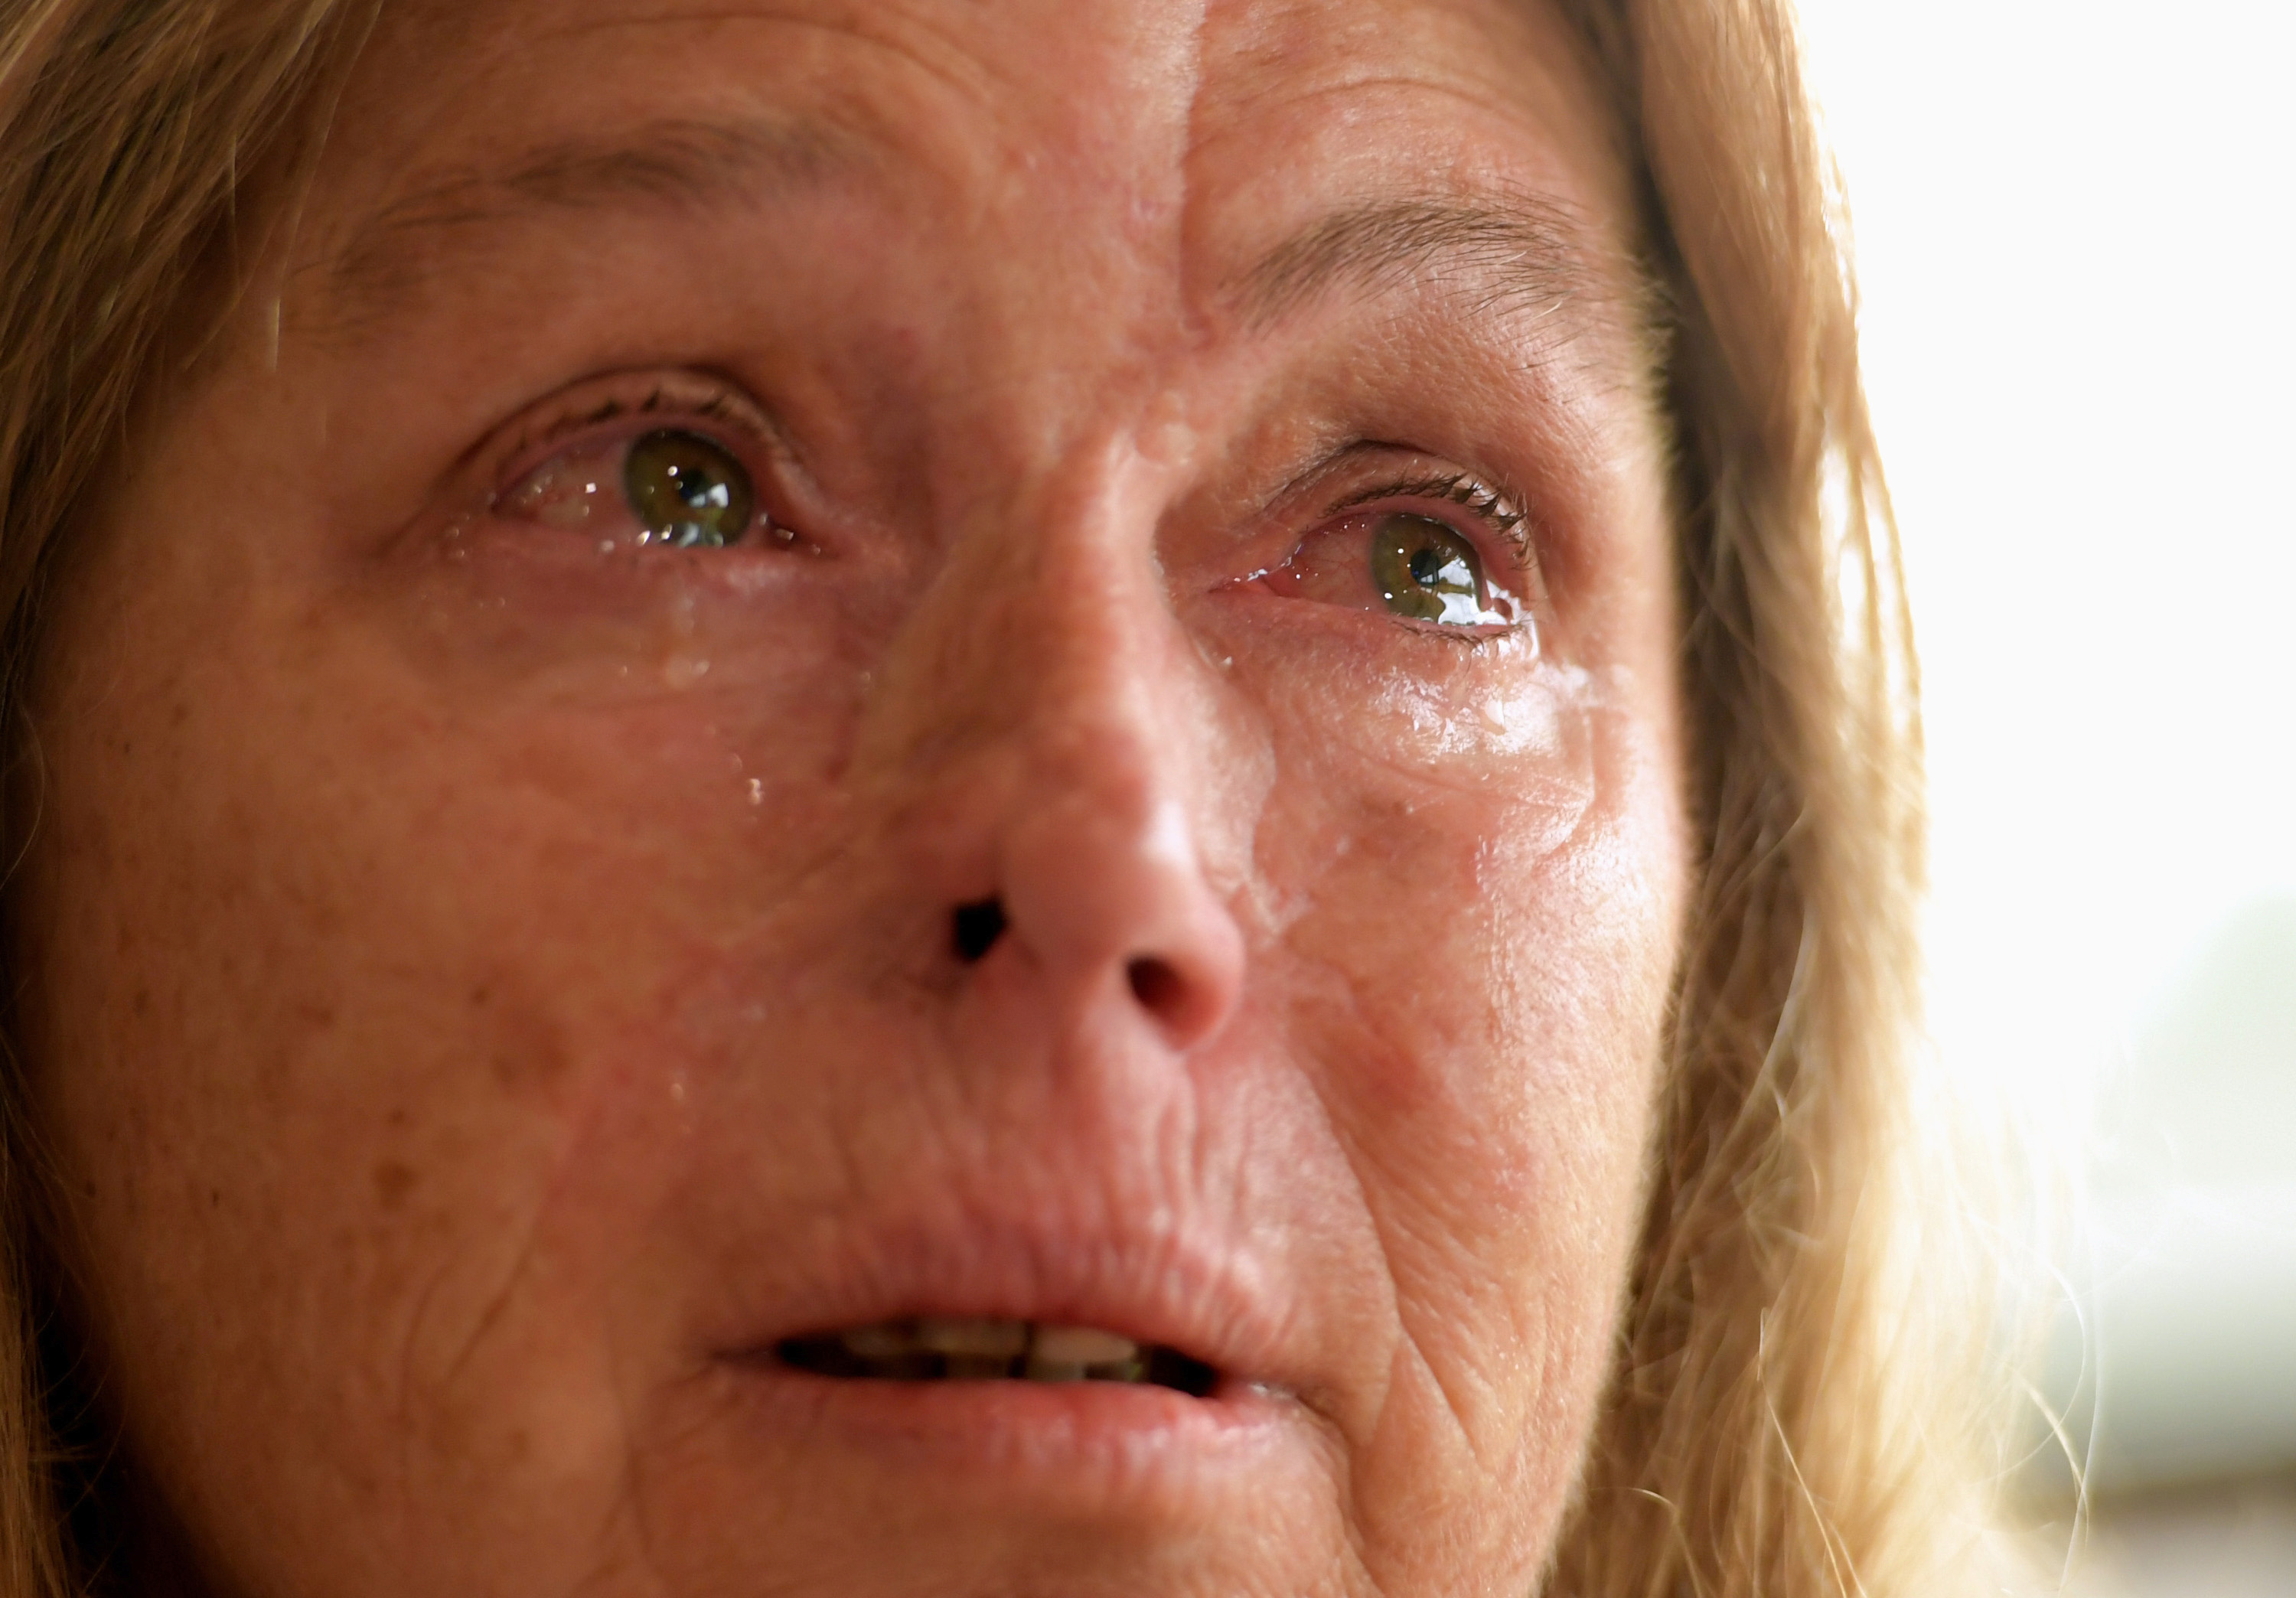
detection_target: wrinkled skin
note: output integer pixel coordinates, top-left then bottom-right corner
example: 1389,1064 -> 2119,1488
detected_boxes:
15,0 -> 1688,1593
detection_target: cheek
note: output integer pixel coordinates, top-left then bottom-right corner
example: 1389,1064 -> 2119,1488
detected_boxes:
15,528 -> 908,1584
1263,719 -> 1669,1272
1241,644 -> 1680,1502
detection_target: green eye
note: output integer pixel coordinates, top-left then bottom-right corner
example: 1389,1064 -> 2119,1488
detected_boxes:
1369,514 -> 1487,623
623,429 -> 756,547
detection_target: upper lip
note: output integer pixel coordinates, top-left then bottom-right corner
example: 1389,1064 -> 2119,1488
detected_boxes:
703,1184 -> 1302,1395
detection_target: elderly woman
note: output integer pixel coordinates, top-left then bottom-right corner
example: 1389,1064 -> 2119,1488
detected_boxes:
0,0 -> 1973,1593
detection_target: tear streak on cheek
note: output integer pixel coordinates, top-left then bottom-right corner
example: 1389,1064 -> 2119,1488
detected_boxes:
375,542 -> 886,716
1251,659 -> 1608,922
1357,657 -> 1616,768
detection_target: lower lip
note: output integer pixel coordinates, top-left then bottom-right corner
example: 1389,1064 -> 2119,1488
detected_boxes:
717,1356 -> 1298,1482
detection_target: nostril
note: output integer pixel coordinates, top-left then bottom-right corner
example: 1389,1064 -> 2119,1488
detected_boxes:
1125,956 -> 1185,1017
951,898 -> 1009,964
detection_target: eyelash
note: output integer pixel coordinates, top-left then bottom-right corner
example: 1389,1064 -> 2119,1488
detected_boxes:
1326,470 -> 1534,566
485,379 -> 771,510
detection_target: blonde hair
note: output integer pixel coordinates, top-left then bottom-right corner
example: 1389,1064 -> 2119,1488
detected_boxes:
0,1 -> 1976,1593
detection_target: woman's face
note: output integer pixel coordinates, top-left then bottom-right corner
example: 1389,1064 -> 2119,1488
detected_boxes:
18,0 -> 1687,1593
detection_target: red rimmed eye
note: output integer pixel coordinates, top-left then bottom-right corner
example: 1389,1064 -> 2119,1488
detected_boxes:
1265,510 -> 1525,628
499,427 -> 779,550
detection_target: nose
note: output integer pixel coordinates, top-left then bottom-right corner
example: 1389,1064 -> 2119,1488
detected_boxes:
987,724 -> 1245,1048
867,457 -> 1247,1053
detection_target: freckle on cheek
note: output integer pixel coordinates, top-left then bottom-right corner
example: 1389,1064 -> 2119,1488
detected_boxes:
373,1160 -> 417,1209
484,1003 -> 572,1094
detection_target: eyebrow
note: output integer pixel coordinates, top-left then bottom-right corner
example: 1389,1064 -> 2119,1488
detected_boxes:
318,114 -> 866,330
1228,194 -> 1606,337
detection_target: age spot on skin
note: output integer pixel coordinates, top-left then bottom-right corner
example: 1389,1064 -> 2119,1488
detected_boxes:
374,1160 -> 419,1210
475,987 -> 574,1097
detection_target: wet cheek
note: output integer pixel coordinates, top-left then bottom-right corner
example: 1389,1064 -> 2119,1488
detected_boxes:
1243,754 -> 1668,1523
1237,651 -> 1672,1328
386,538 -> 894,726
240,535 -> 925,1169
1238,641 -> 1604,942
1262,779 -> 1596,1162
26,536 -> 915,1513
351,550 -> 912,936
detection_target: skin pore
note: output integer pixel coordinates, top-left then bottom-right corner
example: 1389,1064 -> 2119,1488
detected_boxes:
14,1 -> 1689,1594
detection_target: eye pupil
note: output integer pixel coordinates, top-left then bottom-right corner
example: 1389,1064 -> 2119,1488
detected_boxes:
667,467 -> 726,511
1371,514 -> 1486,622
625,429 -> 756,547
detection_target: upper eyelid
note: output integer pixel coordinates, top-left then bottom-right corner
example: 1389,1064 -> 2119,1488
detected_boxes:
488,377 -> 772,496
1319,471 -> 1534,566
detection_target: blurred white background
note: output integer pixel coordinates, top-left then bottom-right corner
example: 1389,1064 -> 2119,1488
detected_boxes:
1793,1 -> 2296,1591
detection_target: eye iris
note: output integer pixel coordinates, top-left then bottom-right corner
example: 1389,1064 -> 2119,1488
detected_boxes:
624,429 -> 755,547
1371,514 -> 1485,622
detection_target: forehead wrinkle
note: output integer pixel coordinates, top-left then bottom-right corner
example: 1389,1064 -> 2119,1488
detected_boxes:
310,112 -> 869,340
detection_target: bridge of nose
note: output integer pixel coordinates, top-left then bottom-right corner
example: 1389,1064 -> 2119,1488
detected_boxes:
843,408 -> 1257,1045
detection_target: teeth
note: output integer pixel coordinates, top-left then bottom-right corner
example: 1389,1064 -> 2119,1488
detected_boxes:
839,1323 -> 916,1360
917,1317 -> 1029,1358
1030,1325 -> 1139,1365
785,1319 -> 1184,1388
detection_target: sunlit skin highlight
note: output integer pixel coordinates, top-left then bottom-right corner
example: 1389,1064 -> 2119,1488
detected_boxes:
14,1 -> 1691,1594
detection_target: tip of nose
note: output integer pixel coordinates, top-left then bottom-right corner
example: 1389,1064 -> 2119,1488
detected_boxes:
1119,921 -> 1241,1049
951,898 -> 1240,1049
959,791 -> 1247,1051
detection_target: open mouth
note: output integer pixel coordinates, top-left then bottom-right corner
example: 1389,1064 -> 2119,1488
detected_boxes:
777,1318 -> 1219,1395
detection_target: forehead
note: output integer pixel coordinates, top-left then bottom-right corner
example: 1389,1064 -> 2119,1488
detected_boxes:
305,0 -> 1639,352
